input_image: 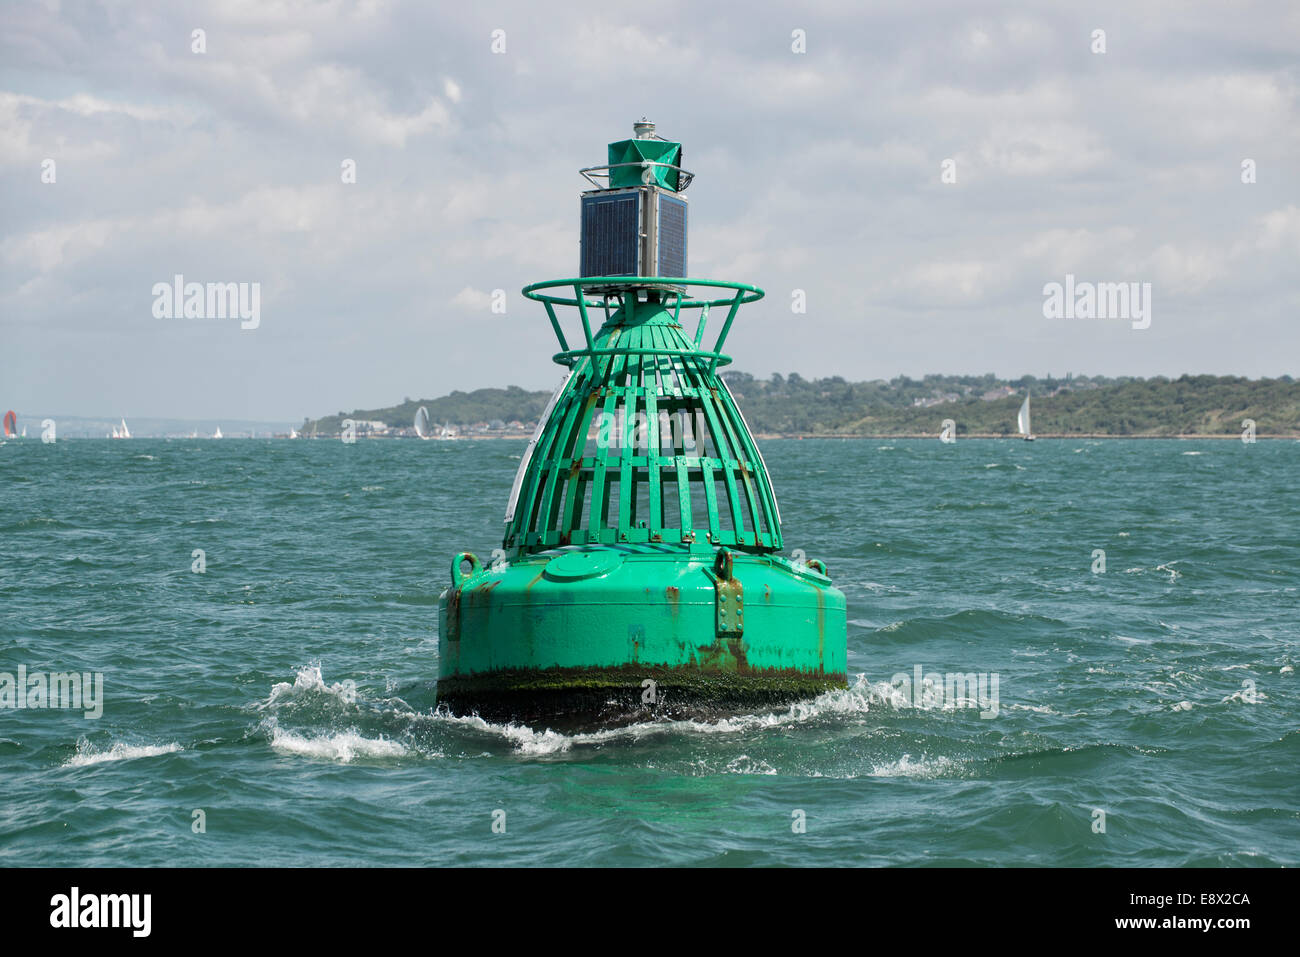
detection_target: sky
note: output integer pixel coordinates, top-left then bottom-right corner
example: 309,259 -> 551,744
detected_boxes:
1,0 -> 1297,422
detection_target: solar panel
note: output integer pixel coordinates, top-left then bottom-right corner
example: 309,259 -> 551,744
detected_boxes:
657,195 -> 687,277
580,192 -> 639,277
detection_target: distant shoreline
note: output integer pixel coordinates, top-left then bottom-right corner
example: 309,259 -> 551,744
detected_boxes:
755,432 -> 1297,440
302,374 -> 1300,441
23,432 -> 1292,441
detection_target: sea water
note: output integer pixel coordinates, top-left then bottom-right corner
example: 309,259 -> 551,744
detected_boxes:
0,438 -> 1295,865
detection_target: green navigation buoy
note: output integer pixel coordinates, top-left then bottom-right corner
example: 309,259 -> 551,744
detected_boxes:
437,120 -> 847,727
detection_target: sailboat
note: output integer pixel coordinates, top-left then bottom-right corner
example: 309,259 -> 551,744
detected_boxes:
3,410 -> 17,438
413,406 -> 431,440
213,426 -> 223,439
1018,393 -> 1035,441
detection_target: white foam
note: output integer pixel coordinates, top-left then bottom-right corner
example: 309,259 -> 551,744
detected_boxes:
268,724 -> 409,762
263,664 -> 357,709
423,710 -> 629,755
1221,688 -> 1267,704
724,755 -> 778,775
1007,702 -> 1056,714
64,740 -> 182,768
870,753 -> 958,778
420,675 -> 901,755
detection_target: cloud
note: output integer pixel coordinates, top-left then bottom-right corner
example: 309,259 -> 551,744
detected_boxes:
0,0 -> 1297,420
450,286 -> 492,311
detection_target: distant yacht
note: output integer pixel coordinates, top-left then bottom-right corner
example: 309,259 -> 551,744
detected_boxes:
413,406 -> 431,440
436,424 -> 458,440
289,428 -> 300,439
2,410 -> 15,438
109,418 -> 131,439
213,426 -> 223,439
1018,393 -> 1035,441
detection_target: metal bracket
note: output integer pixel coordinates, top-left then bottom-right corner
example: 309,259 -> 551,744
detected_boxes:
711,548 -> 744,636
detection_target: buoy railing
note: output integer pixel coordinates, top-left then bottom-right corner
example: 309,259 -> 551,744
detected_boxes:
522,278 -> 764,373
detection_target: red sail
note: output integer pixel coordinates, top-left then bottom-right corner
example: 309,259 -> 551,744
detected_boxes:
2,410 -> 15,437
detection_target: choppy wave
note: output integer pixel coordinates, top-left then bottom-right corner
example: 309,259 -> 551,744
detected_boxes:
6,437 -> 1296,865
263,663 -> 361,709
266,720 -> 410,762
870,753 -> 961,778
64,740 -> 182,768
407,675 -> 902,757
256,667 -> 903,761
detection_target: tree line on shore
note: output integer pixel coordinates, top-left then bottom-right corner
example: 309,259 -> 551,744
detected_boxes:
304,373 -> 1300,437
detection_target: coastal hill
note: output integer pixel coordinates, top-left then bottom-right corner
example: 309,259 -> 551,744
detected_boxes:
304,374 -> 1300,438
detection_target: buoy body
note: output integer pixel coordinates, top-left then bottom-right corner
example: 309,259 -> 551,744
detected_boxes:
439,545 -> 846,726
437,122 -> 847,727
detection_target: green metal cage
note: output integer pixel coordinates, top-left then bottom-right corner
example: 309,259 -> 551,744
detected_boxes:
502,277 -> 783,555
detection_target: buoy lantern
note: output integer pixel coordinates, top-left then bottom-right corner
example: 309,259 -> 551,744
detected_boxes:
437,121 -> 848,727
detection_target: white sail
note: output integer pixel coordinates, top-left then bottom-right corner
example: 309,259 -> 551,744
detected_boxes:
1017,395 -> 1031,436
120,418 -> 130,439
213,426 -> 223,439
414,406 -> 431,439
504,373 -> 571,524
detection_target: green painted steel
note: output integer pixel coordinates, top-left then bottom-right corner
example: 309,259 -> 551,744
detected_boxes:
437,124 -> 848,725
505,279 -> 779,553
438,545 -> 846,725
606,137 -> 682,189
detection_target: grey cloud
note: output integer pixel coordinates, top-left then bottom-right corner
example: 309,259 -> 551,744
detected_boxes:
1,0 -> 1296,420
